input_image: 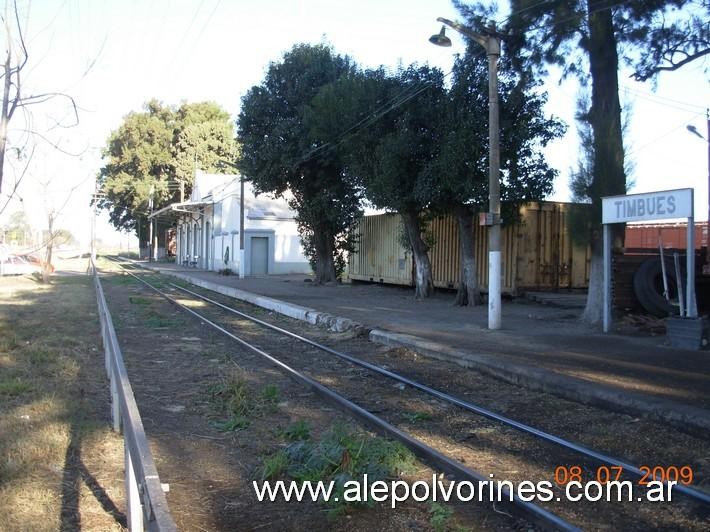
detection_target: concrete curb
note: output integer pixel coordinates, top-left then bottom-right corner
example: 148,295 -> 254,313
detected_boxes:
135,262 -> 710,438
369,329 -> 710,438
156,269 -> 365,335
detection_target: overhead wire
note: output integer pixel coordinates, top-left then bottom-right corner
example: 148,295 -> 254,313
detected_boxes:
498,0 -> 563,26
502,0 -> 637,36
620,85 -> 707,114
298,76 -> 441,164
160,0 -> 207,83
626,111 -> 705,156
297,46 -> 488,166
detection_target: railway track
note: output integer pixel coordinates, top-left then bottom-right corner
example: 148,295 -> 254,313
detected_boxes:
105,258 -> 710,530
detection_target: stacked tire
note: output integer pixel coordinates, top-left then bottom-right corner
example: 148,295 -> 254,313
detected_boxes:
632,256 -> 682,317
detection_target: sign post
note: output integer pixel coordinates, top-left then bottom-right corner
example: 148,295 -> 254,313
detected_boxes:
601,188 -> 695,333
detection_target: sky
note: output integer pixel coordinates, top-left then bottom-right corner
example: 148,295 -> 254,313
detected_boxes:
1,0 -> 707,249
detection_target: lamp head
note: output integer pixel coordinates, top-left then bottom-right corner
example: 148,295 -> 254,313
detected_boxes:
686,124 -> 705,140
429,25 -> 452,47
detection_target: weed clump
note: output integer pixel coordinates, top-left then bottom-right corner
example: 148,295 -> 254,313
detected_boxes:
282,420 -> 310,442
0,376 -> 31,396
260,422 -> 416,513
207,369 -> 281,431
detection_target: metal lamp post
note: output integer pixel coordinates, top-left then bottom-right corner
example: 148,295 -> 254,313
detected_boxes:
686,110 -> 710,275
430,17 -> 502,329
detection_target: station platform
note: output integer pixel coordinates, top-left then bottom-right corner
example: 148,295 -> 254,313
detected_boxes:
135,260 -> 710,436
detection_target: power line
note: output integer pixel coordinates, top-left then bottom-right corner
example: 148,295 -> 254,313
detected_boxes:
620,84 -> 707,113
509,0 -> 636,35
160,0 -> 208,83
296,47 -> 491,165
300,79 -> 433,163
498,0 -> 562,26
626,111 -> 706,156
299,68 -> 456,165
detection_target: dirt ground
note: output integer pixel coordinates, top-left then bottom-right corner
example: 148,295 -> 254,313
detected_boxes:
99,263 -> 523,531
151,273 -> 710,531
3,258 -> 708,531
0,259 -> 126,531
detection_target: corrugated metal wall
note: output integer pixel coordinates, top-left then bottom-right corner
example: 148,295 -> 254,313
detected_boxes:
348,213 -> 413,285
625,222 -> 707,250
347,202 -> 591,293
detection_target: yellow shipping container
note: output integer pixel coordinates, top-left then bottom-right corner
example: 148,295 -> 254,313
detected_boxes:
346,202 -> 591,294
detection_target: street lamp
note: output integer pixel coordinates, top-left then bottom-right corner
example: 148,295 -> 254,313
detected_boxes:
686,111 -> 710,275
430,17 -> 502,330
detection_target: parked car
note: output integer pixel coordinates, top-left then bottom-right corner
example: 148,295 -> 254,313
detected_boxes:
19,252 -> 54,273
0,254 -> 42,276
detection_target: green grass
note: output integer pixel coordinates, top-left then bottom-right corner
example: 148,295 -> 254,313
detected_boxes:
430,502 -> 453,532
109,273 -> 138,286
261,451 -> 290,480
128,296 -> 152,306
212,416 -> 250,432
0,269 -> 127,531
208,370 -> 252,417
259,422 -> 417,512
0,333 -> 19,352
28,349 -> 58,365
282,420 -> 310,442
401,411 -> 434,423
142,309 -> 184,329
206,371 -> 281,431
260,384 -> 280,406
0,376 -> 31,396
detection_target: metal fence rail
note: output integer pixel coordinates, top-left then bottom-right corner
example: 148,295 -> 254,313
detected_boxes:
91,260 -> 176,531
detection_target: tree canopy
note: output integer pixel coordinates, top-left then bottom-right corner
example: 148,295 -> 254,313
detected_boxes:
358,65 -> 446,299
1,210 -> 31,244
423,49 -> 564,304
97,100 -> 235,236
454,0 -> 708,322
237,43 -> 362,283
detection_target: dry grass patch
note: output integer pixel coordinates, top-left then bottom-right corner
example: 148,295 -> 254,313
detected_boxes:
0,264 -> 125,531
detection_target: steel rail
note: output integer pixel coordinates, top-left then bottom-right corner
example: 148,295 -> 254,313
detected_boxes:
161,280 -> 710,507
92,260 -> 176,531
113,260 -> 578,531
116,259 -> 710,507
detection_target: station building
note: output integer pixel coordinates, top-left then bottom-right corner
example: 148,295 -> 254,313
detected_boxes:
151,171 -> 311,276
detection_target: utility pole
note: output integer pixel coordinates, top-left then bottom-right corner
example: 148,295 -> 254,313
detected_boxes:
706,109 -> 709,275
239,175 -> 245,279
148,185 -> 154,261
687,110 -> 710,275
431,18 -> 502,329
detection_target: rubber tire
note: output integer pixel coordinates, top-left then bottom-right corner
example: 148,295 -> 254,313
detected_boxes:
632,256 -> 681,317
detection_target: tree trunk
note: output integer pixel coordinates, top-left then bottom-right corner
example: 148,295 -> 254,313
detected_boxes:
42,215 -> 54,283
582,1 -> 626,324
401,210 -> 433,299
0,46 -> 12,196
454,204 -> 482,306
582,231 -> 604,324
312,227 -> 337,285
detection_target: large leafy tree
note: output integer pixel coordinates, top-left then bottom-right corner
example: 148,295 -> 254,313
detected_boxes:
98,100 -> 235,245
456,0 -> 709,323
1,210 -> 31,244
330,65 -> 447,299
238,44 -> 361,284
423,50 -> 564,306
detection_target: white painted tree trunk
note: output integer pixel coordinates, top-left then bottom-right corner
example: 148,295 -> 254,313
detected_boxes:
582,248 -> 604,324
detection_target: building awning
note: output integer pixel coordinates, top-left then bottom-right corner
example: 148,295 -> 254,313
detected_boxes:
147,200 -> 210,220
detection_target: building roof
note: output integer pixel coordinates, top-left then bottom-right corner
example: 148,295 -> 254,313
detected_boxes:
191,171 -> 240,203
149,170 -> 298,221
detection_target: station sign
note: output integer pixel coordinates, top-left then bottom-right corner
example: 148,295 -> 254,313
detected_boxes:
602,188 -> 693,224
